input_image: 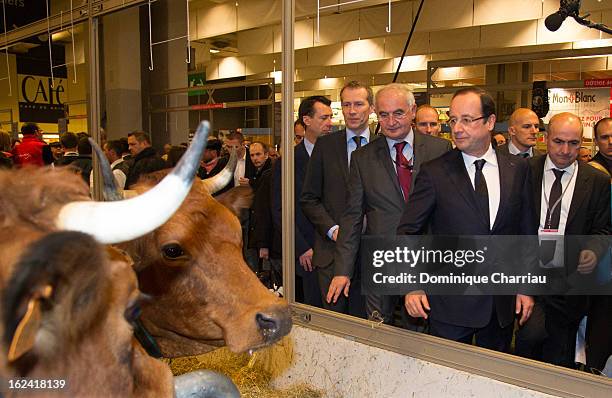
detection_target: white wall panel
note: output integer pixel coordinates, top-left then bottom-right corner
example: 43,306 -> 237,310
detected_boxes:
581,0 -> 612,12
359,1 -> 413,38
474,0 -> 542,26
296,19 -> 314,50
243,54 -> 274,75
218,57 -> 246,79
196,3 -> 237,38
480,20 -> 538,49
384,32 -> 430,57
316,12 -> 359,46
415,0 -> 474,32
237,0 -> 281,31
306,43 -> 344,67
357,59 -> 394,75
238,26 -> 274,56
430,27 -> 479,53
392,55 -> 428,72
295,49 -> 309,69
344,38 -> 385,64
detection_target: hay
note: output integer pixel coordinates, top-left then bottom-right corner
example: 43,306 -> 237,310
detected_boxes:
165,348 -> 322,398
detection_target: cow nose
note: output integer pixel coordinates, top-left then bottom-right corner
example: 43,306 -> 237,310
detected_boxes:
255,309 -> 292,343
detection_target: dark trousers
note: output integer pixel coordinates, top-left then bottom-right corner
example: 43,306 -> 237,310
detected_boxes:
317,263 -> 366,319
429,309 -> 513,352
296,260 -> 323,308
515,298 -> 582,368
586,294 -> 612,371
365,294 -> 397,324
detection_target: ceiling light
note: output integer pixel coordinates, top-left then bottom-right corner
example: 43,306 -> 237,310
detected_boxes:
209,49 -> 220,54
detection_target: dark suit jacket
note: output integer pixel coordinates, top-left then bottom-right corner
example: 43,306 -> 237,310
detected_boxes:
334,133 -> 452,278
497,143 -> 543,158
397,148 -> 536,328
300,130 -> 355,269
271,142 -> 315,273
247,158 -> 273,249
529,155 -> 611,318
590,152 -> 612,176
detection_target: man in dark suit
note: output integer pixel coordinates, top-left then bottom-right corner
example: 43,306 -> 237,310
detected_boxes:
590,117 -> 612,176
301,82 -> 373,316
397,87 -> 535,352
514,112 -> 611,368
331,84 -> 452,324
272,98 -> 332,307
497,108 -> 544,158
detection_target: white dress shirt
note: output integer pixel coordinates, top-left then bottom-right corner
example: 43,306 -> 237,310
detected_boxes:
233,150 -> 246,187
538,156 -> 577,234
304,136 -> 315,157
508,140 -> 534,157
461,145 -> 501,229
346,127 -> 370,165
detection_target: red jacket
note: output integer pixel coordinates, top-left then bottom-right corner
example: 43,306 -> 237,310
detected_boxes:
12,135 -> 47,167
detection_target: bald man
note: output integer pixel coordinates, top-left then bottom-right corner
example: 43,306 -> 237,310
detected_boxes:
498,108 -> 543,158
590,117 -> 612,176
414,105 -> 441,137
515,112 -> 610,368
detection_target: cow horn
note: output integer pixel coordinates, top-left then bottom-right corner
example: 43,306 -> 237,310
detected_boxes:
55,121 -> 210,244
174,370 -> 240,398
88,138 -> 123,201
201,148 -> 238,194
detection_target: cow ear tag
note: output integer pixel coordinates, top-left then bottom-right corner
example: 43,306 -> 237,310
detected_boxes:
8,285 -> 53,362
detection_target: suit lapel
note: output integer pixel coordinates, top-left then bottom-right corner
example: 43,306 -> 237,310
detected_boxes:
531,155 -> 546,221
567,163 -> 590,227
412,133 -> 427,184
491,151 -> 512,232
443,150 -> 488,230
374,137 -> 404,203
334,130 -> 350,186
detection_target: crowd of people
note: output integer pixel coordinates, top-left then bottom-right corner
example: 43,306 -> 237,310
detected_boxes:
1,81 -> 610,375
237,81 -> 611,375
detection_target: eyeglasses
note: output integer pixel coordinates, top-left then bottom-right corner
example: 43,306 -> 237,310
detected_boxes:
378,110 -> 409,122
448,115 -> 487,127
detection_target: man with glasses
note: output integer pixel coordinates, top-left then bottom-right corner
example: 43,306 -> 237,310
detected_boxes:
301,82 -> 373,316
398,87 -> 535,352
414,105 -> 442,137
330,83 -> 451,325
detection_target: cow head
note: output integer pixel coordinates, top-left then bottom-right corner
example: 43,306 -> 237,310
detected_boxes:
119,173 -> 292,358
1,230 -> 174,397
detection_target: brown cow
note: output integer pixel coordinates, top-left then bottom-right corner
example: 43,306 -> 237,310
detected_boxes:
0,169 -> 174,397
119,170 -> 292,358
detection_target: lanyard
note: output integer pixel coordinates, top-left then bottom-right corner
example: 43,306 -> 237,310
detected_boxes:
542,162 -> 576,228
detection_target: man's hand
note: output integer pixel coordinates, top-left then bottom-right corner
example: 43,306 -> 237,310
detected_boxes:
515,294 -> 534,326
404,291 -> 430,318
259,248 -> 269,260
238,177 -> 250,186
332,228 -> 339,242
577,249 -> 597,274
327,276 -> 350,304
299,249 -> 314,272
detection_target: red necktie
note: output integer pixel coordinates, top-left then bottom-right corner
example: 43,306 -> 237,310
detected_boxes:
394,142 -> 412,202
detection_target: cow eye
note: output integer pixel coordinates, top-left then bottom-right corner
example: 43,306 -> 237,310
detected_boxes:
161,243 -> 186,260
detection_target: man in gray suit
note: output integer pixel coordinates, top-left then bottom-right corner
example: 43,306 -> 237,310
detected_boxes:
301,81 -> 374,316
497,108 -> 543,158
331,84 -> 452,324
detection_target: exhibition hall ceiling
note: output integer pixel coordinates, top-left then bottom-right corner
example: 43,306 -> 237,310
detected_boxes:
186,0 -> 612,90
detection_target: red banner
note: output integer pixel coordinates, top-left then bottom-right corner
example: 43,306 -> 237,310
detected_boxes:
584,79 -> 612,87
191,103 -> 226,110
